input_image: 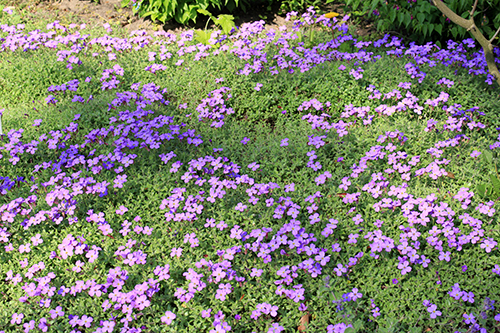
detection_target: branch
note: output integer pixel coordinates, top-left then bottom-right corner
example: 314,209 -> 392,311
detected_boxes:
470,0 -> 479,18
431,0 -> 500,86
491,25 -> 500,44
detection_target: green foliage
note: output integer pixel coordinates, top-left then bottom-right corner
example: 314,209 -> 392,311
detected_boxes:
121,0 -> 275,25
340,0 -> 500,45
476,150 -> 500,200
279,0 -> 322,13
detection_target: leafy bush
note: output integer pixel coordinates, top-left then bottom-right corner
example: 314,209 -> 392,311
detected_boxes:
279,0 -> 324,13
342,0 -> 500,46
121,0 -> 276,25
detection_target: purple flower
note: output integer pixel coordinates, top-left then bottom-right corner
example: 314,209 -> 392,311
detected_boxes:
280,138 -> 289,147
11,313 -> 24,325
438,251 -> 451,262
171,247 -> 182,258
250,268 -> 263,277
480,238 -> 497,253
463,313 -> 476,324
248,162 -> 260,171
268,323 -> 285,333
349,288 -> 362,301
462,291 -> 475,303
201,308 -> 212,318
161,311 -> 176,325
427,304 -> 442,319
331,243 -> 341,253
235,203 -> 247,212
23,320 -> 35,332
254,83 -> 263,91
470,150 -> 481,158
397,261 -> 411,275
241,137 -> 250,145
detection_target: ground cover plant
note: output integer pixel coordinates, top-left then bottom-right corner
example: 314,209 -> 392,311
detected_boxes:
1,5 -> 500,333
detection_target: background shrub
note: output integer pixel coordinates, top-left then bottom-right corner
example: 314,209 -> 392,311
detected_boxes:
342,0 -> 500,46
121,0 -> 278,25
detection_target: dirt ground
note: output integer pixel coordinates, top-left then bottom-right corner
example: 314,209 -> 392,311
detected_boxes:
6,0 -> 375,37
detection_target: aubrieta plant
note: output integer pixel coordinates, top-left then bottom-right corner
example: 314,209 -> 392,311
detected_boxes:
0,5 -> 500,333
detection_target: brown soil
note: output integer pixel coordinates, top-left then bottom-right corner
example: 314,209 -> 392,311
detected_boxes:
8,0 -> 377,38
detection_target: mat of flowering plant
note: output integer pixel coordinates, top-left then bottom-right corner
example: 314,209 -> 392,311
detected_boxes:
1,6 -> 500,333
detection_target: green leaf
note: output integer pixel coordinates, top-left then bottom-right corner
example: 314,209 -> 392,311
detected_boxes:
490,175 -> 500,194
404,12 -> 412,28
353,319 -> 364,330
215,14 -> 235,35
121,0 -> 130,8
459,0 -> 467,12
226,0 -> 235,12
195,30 -> 210,45
483,150 -> 493,165
398,12 -> 404,25
417,13 -> 425,23
197,8 -> 212,17
435,24 -> 442,35
421,1 -> 431,14
428,23 -> 434,35
476,184 -> 488,198
141,10 -> 156,18
389,10 -> 396,23
370,0 -> 380,12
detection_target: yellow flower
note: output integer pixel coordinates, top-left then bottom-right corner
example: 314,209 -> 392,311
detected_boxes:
325,12 -> 340,19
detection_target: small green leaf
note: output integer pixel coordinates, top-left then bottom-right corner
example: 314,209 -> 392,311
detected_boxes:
483,150 -> 493,165
428,23 -> 434,35
490,175 -> 500,194
417,13 -> 425,23
398,12 -> 404,25
197,9 -> 212,17
195,30 -> 210,45
435,24 -> 442,35
404,12 -> 412,27
389,10 -> 396,23
353,319 -> 364,330
476,184 -> 487,198
215,14 -> 235,35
